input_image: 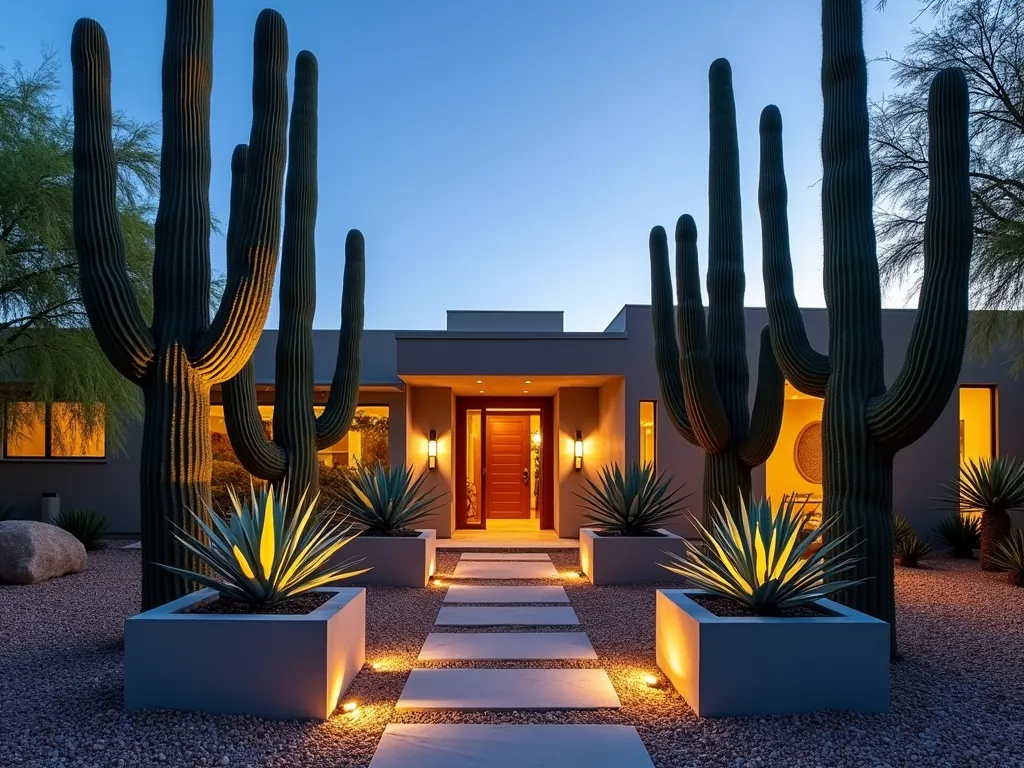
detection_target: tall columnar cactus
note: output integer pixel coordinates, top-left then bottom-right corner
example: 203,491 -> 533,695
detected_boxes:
221,52 -> 364,506
71,0 -> 290,610
759,0 -> 972,656
650,59 -> 784,525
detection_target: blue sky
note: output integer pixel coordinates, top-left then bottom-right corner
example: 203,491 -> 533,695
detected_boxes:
4,1 -> 932,331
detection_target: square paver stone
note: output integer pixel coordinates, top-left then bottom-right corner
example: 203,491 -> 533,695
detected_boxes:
368,724 -> 654,768
418,632 -> 597,661
395,668 -> 621,710
443,585 -> 570,603
452,560 -> 559,580
435,605 -> 579,626
460,552 -> 552,561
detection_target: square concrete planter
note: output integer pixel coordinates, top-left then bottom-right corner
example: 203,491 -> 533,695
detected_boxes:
579,527 -> 687,585
656,589 -> 890,717
334,529 -> 436,587
124,587 -> 365,720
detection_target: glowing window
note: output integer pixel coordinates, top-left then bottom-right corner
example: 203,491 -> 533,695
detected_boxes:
959,386 -> 995,465
640,401 -> 656,470
3,402 -> 105,459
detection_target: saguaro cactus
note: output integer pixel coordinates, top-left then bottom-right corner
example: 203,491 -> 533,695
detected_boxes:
650,58 -> 784,525
71,1 -> 290,609
759,0 -> 972,655
221,52 -> 364,506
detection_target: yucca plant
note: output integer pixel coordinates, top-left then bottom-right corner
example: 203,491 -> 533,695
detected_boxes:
894,530 -> 931,568
938,457 -> 1024,569
661,496 -> 865,614
57,508 -> 110,550
335,462 -> 446,535
932,512 -> 981,559
160,485 -> 369,605
893,515 -> 916,546
574,461 -> 690,536
990,530 -> 1024,587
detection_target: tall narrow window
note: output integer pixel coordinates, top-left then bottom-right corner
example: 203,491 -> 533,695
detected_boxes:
640,401 -> 657,470
959,386 -> 996,466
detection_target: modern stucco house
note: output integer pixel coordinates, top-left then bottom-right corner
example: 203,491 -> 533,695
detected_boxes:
0,305 -> 1014,538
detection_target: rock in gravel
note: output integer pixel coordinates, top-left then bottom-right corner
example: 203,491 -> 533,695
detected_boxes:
0,520 -> 86,584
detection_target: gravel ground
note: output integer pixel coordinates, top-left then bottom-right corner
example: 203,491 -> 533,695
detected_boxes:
1,547 -> 1022,767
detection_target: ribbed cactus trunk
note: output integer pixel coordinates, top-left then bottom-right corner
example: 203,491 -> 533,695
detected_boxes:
650,58 -> 783,525
222,52 -> 364,513
71,0 -> 290,609
759,0 -> 972,657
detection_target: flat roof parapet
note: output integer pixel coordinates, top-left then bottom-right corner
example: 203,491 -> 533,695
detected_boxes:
446,310 -> 564,333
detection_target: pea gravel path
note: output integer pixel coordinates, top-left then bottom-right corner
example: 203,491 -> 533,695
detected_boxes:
1,546 -> 1022,767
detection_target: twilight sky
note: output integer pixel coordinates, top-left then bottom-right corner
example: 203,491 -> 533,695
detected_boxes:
4,1 -> 933,331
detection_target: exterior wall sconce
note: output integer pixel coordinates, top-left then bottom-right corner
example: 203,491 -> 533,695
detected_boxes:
428,429 -> 437,470
574,430 -> 583,471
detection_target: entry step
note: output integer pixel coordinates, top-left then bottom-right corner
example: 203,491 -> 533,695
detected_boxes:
435,605 -> 579,626
369,724 -> 654,768
418,632 -> 596,661
452,561 -> 559,580
460,552 -> 551,561
443,585 -> 569,604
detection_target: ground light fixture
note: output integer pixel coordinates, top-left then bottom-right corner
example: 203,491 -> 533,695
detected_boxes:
574,430 -> 584,470
427,429 -> 437,470
342,700 -> 358,713
432,577 -> 445,587
644,673 -> 663,689
562,570 -> 580,579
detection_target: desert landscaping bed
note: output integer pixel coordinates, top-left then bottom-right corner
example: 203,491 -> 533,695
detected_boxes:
1,548 -> 1023,767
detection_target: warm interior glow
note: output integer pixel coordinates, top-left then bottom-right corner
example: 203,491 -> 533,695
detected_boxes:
765,382 -> 824,525
959,386 -> 994,466
5,402 -> 106,458
639,401 -> 656,469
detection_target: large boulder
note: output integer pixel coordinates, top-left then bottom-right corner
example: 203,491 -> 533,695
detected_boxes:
0,521 -> 87,584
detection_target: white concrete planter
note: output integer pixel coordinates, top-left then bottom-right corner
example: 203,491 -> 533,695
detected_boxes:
335,529 -> 436,587
656,589 -> 890,717
578,527 -> 687,585
124,587 -> 366,720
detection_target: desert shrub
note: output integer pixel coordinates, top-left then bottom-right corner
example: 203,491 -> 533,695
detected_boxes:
991,530 -> 1024,587
56,508 -> 109,550
932,512 -> 981,558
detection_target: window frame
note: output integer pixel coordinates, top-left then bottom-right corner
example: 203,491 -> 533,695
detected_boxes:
2,401 -> 107,462
639,399 -> 658,471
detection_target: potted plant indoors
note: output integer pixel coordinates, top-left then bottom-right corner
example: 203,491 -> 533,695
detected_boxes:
576,461 -> 690,585
655,496 -> 890,717
330,462 -> 445,587
124,486 -> 369,720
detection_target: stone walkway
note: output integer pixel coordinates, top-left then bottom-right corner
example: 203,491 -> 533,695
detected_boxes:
368,551 -> 655,767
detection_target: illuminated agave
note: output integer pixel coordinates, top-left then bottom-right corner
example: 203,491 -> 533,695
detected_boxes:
160,485 -> 369,605
661,496 -> 864,614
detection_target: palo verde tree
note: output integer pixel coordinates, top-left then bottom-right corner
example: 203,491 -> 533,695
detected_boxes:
222,51 -> 364,509
71,0 -> 291,609
759,0 -> 972,656
650,58 -> 784,525
871,0 -> 1024,369
0,52 -> 157,451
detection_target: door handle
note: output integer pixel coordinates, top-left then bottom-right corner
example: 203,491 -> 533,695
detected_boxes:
522,467 -> 529,486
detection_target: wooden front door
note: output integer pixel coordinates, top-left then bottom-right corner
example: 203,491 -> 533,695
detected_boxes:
485,414 -> 531,519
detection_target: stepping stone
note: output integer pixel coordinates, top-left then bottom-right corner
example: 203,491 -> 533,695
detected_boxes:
444,585 -> 569,603
418,632 -> 596,661
460,552 -> 551,561
121,541 -> 141,550
452,560 -> 559,580
435,605 -> 579,627
369,724 -> 654,768
395,668 -> 620,711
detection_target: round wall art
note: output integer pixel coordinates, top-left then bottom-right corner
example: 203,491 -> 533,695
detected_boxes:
794,421 -> 823,484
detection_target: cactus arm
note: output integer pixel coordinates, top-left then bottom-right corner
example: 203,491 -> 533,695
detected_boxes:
674,215 -> 732,453
866,69 -> 973,452
221,360 -> 287,480
192,9 -> 290,383
758,105 -> 830,398
315,229 -> 365,450
739,325 -> 785,468
649,226 -> 697,445
705,59 -> 751,441
70,18 -> 155,383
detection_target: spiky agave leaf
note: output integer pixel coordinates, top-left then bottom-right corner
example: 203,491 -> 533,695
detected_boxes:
932,512 -> 980,558
937,457 -> 1024,517
574,461 -> 690,536
894,530 -> 931,568
336,462 -> 447,534
158,482 -> 370,605
990,529 -> 1024,587
893,515 -> 916,544
660,495 -> 866,613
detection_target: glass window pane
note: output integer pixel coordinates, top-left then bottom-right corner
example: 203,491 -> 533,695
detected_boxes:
314,405 -> 390,470
5,402 -> 46,457
465,409 -> 482,523
959,386 -> 994,465
640,401 -> 656,470
51,403 -> 105,457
